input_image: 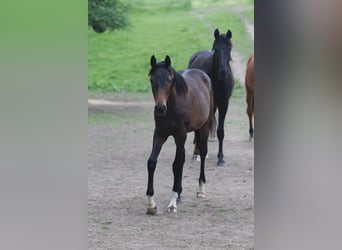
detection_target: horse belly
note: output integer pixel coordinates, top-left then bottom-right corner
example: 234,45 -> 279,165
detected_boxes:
186,92 -> 210,132
183,70 -> 211,132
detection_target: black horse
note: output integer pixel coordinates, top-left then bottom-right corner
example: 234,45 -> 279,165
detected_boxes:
188,28 -> 234,166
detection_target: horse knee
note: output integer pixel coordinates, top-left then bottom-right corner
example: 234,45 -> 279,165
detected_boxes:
147,158 -> 157,172
217,127 -> 224,140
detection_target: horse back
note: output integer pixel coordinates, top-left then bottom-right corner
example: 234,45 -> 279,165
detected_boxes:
188,50 -> 213,76
180,69 -> 213,131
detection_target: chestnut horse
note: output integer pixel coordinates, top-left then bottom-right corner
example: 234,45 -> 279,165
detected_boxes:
245,55 -> 254,140
146,55 -> 215,215
188,28 -> 234,166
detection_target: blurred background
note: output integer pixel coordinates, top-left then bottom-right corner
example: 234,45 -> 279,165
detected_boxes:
88,0 -> 254,93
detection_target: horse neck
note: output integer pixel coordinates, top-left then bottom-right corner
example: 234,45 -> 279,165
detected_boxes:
212,55 -> 231,81
173,70 -> 188,95
166,71 -> 187,110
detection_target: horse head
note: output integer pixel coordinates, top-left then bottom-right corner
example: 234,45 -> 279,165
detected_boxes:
149,55 -> 174,116
212,28 -> 233,81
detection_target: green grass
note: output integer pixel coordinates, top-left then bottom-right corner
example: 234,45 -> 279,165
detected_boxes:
192,0 -> 252,8
242,8 -> 254,24
232,81 -> 245,98
88,10 -> 210,92
88,0 -> 254,93
128,0 -> 192,12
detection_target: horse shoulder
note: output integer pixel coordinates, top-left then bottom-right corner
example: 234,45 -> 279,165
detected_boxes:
181,70 -> 211,106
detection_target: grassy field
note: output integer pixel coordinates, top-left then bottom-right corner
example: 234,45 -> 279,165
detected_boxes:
88,0 -> 254,92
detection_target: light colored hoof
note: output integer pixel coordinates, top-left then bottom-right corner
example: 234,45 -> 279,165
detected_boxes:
167,206 -> 177,213
146,206 -> 157,215
217,160 -> 226,167
192,155 -> 208,162
197,192 -> 206,198
192,155 -> 201,162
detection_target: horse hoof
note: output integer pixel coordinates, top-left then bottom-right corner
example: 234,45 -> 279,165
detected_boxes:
197,192 -> 206,198
146,206 -> 157,215
192,155 -> 208,162
192,155 -> 201,162
217,160 -> 225,167
167,206 -> 177,213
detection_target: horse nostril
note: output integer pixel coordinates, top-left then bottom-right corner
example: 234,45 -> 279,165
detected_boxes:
219,71 -> 227,80
154,105 -> 167,116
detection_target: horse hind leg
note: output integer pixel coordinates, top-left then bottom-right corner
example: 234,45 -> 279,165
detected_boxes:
192,130 -> 209,162
247,94 -> 254,141
217,101 -> 228,166
196,127 -> 209,198
192,130 -> 201,162
249,116 -> 254,141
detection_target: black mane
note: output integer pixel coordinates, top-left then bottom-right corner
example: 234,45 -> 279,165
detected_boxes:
149,63 -> 188,95
172,69 -> 188,95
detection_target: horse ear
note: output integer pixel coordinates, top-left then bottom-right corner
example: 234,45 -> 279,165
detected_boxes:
150,55 -> 157,67
226,29 -> 232,39
214,28 -> 220,39
165,55 -> 171,67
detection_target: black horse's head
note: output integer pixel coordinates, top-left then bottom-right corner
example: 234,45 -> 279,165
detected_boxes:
149,55 -> 174,116
212,28 -> 232,80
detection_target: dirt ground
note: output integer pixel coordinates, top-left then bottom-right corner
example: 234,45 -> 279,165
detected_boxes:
88,92 -> 254,249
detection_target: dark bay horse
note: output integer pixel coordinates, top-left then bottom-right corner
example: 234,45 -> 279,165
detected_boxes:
188,28 -> 234,166
146,55 -> 215,215
245,55 -> 254,140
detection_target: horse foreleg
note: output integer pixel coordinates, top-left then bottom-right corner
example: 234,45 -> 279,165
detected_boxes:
247,92 -> 254,141
146,131 -> 167,215
197,127 -> 209,198
217,102 -> 228,166
168,133 -> 186,213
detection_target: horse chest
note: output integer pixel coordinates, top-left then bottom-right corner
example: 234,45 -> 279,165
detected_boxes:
212,78 -> 233,101
155,117 -> 184,135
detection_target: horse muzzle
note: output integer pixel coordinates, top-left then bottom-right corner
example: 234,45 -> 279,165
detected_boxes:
218,70 -> 227,80
154,105 -> 167,116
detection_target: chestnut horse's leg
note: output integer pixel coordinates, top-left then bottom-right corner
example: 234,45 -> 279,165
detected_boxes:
167,132 -> 186,213
146,130 -> 167,215
217,101 -> 228,166
247,94 -> 254,140
196,126 -> 209,198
